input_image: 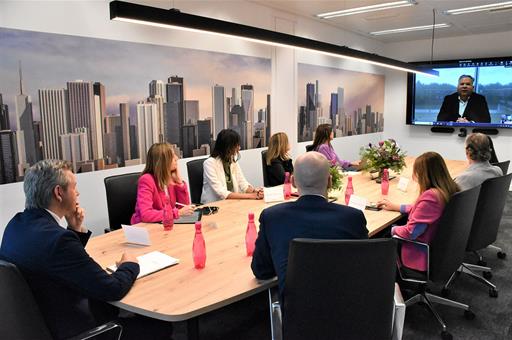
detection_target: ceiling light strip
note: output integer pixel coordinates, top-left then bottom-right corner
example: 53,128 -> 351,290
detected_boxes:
444,1 -> 512,15
318,1 -> 416,18
370,23 -> 451,36
110,1 -> 438,76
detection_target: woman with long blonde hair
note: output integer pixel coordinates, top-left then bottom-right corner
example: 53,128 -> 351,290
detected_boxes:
265,132 -> 294,186
378,152 -> 459,271
131,143 -> 194,224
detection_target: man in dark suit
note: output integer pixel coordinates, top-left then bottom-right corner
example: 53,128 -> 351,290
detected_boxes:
251,152 -> 368,299
436,74 -> 491,123
0,160 -> 140,340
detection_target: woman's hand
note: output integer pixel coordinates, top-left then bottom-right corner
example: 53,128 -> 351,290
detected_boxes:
255,188 -> 264,200
179,204 -> 195,216
377,199 -> 400,211
170,167 -> 183,185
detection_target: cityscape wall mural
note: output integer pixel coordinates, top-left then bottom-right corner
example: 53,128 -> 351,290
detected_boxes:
0,27 -> 271,185
297,63 -> 385,142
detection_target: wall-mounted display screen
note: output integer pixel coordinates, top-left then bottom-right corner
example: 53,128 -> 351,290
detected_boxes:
406,56 -> 512,128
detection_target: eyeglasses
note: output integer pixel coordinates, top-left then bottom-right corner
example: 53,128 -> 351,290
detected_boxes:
200,206 -> 219,215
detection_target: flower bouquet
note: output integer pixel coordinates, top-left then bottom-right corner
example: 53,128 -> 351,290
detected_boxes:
359,139 -> 406,182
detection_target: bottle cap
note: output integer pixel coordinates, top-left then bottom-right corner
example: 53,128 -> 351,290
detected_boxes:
195,221 -> 202,230
248,212 -> 255,220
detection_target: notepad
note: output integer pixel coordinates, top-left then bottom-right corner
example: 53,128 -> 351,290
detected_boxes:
107,251 -> 180,279
122,224 -> 151,246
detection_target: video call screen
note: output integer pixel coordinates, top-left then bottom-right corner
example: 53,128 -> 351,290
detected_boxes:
407,57 -> 512,128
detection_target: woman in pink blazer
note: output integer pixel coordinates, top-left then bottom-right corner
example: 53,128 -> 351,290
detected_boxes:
378,152 -> 459,272
131,143 -> 194,225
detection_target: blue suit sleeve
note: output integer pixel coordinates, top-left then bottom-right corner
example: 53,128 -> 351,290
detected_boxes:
49,231 -> 139,302
251,213 -> 276,280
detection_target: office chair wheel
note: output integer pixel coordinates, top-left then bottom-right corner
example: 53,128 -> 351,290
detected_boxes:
483,271 -> 492,280
489,288 -> 498,298
477,259 -> 487,266
497,251 -> 506,259
464,310 -> 475,320
441,288 -> 451,297
441,330 -> 453,340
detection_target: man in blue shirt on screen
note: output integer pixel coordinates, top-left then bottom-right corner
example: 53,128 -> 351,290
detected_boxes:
436,74 -> 491,123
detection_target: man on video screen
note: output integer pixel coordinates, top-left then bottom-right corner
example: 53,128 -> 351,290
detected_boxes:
436,75 -> 491,123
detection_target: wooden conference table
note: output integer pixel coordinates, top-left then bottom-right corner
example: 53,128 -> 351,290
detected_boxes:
86,158 -> 467,337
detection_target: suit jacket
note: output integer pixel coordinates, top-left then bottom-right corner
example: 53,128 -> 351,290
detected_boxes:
251,195 -> 368,298
0,208 -> 139,340
201,156 -> 251,204
266,158 -> 294,187
131,173 -> 190,224
436,92 -> 491,123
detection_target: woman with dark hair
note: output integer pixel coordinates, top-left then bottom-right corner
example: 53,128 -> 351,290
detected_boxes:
311,124 -> 359,169
201,129 -> 263,203
131,142 -> 194,225
266,132 -> 293,186
454,133 -> 503,191
378,152 -> 459,271
487,135 -> 499,164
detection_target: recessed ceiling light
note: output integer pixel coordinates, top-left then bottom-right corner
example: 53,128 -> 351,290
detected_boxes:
370,23 -> 451,36
317,0 -> 416,19
444,1 -> 512,15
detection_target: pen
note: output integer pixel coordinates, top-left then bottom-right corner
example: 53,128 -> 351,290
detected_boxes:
175,202 -> 195,208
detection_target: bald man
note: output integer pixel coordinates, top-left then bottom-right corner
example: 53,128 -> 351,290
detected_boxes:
251,152 -> 368,298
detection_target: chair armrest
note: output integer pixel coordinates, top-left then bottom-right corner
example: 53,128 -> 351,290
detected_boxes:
392,235 -> 430,282
104,228 -> 112,233
67,321 -> 122,340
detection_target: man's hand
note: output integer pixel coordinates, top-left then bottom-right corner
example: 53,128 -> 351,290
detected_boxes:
456,117 -> 469,123
116,252 -> 138,267
66,204 -> 85,232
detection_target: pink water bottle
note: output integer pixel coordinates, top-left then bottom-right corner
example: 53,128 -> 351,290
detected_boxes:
162,202 -> 174,231
283,172 -> 291,199
345,176 -> 354,205
245,212 -> 257,256
381,168 -> 389,196
193,222 -> 206,269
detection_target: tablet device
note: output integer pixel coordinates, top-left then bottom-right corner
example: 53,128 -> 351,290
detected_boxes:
174,210 -> 202,224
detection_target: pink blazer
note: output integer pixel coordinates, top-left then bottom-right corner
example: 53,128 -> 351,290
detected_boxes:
130,173 -> 190,225
392,189 -> 445,272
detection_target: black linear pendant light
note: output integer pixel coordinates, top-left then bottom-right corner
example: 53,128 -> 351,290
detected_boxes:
110,1 -> 438,76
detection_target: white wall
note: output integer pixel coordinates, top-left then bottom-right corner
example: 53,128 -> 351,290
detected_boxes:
0,1 -> 387,240
381,31 -> 512,163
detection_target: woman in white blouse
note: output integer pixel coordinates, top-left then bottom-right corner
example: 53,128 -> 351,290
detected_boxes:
201,129 -> 263,204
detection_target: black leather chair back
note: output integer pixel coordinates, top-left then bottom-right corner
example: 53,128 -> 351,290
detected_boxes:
187,158 -> 207,204
261,150 -> 270,187
429,185 -> 481,282
466,173 -> 512,252
491,160 -> 510,175
104,172 -> 140,230
305,144 -> 314,152
283,238 -> 396,340
0,260 -> 53,340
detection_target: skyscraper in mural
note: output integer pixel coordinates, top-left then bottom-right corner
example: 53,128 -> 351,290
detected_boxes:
241,84 -> 254,150
67,80 -> 103,161
38,88 -> 69,159
15,62 -> 37,167
212,84 -> 226,138
165,76 -> 184,150
0,130 -> 19,184
0,94 -> 10,130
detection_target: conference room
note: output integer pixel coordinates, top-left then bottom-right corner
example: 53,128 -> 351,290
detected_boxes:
1,1 -> 511,340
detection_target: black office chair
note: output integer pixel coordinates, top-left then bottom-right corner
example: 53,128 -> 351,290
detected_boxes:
443,173 -> 512,298
104,172 -> 140,232
305,144 -> 314,152
187,158 -> 207,204
282,238 -> 397,340
261,150 -> 270,187
0,260 -> 122,340
395,185 -> 481,340
491,160 -> 510,175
